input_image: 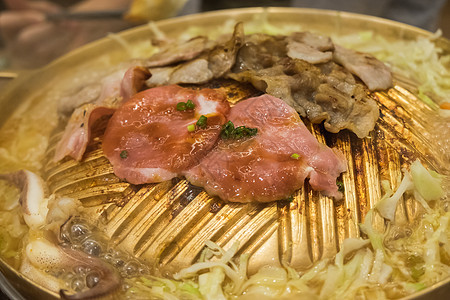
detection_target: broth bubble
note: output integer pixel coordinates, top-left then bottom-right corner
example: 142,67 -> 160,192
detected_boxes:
70,223 -> 90,241
71,277 -> 85,292
82,239 -> 102,256
86,272 -> 101,288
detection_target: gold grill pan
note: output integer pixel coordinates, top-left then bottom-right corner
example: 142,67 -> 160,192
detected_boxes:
0,7 -> 449,299
42,80 -> 444,273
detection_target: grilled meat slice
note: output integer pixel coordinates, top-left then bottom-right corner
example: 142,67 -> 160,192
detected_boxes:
145,22 -> 245,87
333,45 -> 392,91
184,94 -> 347,202
229,58 -> 379,138
102,85 -> 230,184
146,36 -> 210,68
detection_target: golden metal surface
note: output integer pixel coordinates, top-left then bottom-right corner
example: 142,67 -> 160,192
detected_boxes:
41,79 -> 448,291
0,7 -> 449,299
0,71 -> 18,79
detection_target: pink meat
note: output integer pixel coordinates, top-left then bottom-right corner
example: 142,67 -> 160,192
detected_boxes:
184,94 -> 347,202
120,66 -> 151,102
53,104 -> 116,162
54,65 -> 151,162
102,85 -> 230,184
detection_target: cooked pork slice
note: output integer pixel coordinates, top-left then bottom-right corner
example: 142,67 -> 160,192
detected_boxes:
57,84 -> 101,116
146,36 -> 209,67
208,22 -> 245,77
55,65 -> 150,162
228,58 -> 379,138
314,83 -> 380,136
228,66 -> 307,115
53,104 -> 116,162
288,60 -> 381,138
170,59 -> 214,84
146,58 -> 214,87
120,66 -> 151,101
57,69 -> 124,116
102,85 -> 230,184
233,34 -> 287,72
145,66 -> 174,86
333,45 -> 393,91
232,42 -> 273,71
145,24 -> 244,87
140,26 -> 391,138
245,33 -> 288,57
287,32 -> 334,64
287,40 -> 332,64
290,31 -> 334,51
184,94 -> 347,203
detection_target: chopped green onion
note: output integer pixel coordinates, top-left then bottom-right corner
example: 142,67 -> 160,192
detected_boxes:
186,99 -> 195,109
337,180 -> 344,193
234,126 -> 257,139
220,121 -> 258,140
187,124 -> 196,132
196,115 -> 207,128
176,102 -> 187,111
221,121 -> 235,139
120,150 -> 128,159
176,100 -> 196,111
291,153 -> 300,160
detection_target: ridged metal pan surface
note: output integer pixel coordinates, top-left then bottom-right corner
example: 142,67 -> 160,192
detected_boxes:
41,77 -> 443,273
1,7 -> 449,299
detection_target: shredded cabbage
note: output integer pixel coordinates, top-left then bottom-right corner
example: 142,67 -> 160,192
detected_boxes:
374,160 -> 445,223
125,276 -> 202,300
410,160 -> 444,201
107,32 -> 159,60
199,267 -> 226,300
178,10 -> 303,41
0,181 -> 27,267
123,160 -> 449,299
333,30 -> 450,106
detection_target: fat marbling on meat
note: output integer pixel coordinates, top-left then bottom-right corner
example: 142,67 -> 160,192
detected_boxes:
102,85 -> 230,184
184,94 -> 347,203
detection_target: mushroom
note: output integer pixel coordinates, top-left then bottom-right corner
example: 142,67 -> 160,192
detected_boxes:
0,170 -> 48,228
